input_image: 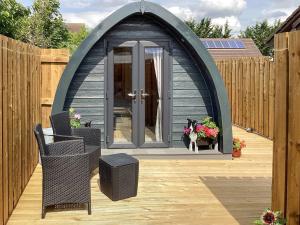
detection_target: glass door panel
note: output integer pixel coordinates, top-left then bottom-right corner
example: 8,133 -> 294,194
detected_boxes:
107,41 -> 138,148
139,41 -> 170,148
144,47 -> 163,143
113,47 -> 133,143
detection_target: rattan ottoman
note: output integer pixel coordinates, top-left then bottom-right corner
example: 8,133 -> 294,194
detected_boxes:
99,153 -> 139,201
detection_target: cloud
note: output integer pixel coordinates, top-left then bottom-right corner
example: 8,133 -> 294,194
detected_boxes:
61,0 -> 134,9
62,0 -> 247,30
261,7 -> 296,24
165,0 -> 246,18
166,0 -> 246,33
63,11 -> 112,28
262,10 -> 287,18
212,16 -> 242,33
197,0 -> 247,16
167,6 -> 196,21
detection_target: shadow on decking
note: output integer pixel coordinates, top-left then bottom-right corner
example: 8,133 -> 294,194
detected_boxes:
200,176 -> 272,225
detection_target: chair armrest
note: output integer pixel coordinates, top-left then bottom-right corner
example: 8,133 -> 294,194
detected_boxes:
72,128 -> 101,146
47,140 -> 84,155
46,134 -> 83,142
41,153 -> 90,189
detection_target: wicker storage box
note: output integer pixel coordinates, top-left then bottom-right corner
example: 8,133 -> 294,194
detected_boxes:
99,153 -> 139,201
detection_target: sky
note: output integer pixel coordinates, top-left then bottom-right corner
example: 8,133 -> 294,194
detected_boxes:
18,0 -> 300,34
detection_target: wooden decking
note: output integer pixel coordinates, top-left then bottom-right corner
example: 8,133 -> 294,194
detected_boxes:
7,126 -> 273,225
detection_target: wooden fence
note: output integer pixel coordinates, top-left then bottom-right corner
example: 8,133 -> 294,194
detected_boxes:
0,35 -> 68,225
272,31 -> 300,225
216,57 -> 275,139
40,49 -> 69,127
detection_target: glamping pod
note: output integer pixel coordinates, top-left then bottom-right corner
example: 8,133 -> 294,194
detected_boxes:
52,1 -> 232,153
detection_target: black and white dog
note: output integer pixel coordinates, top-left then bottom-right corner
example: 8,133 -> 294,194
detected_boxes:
187,118 -> 198,153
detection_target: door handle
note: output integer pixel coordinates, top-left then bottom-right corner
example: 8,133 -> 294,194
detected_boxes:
128,90 -> 137,100
140,89 -> 149,100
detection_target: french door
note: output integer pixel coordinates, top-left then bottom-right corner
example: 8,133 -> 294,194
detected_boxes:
106,40 -> 170,148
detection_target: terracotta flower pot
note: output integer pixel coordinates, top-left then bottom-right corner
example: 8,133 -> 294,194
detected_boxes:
232,149 -> 241,158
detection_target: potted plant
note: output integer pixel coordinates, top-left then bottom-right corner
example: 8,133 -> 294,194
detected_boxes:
232,137 -> 246,158
183,117 -> 220,150
69,108 -> 81,128
196,117 -> 219,147
254,209 -> 286,225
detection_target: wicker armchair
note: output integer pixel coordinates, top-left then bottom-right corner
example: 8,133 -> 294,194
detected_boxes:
33,124 -> 91,218
50,111 -> 101,171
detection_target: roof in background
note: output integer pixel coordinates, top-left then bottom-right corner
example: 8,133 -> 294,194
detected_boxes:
200,38 -> 262,61
266,5 -> 300,45
65,23 -> 86,33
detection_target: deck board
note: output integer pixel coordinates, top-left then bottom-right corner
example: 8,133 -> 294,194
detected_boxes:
7,126 -> 272,225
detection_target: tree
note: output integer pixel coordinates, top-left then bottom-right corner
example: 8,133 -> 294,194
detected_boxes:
67,26 -> 90,53
27,0 -> 69,48
185,18 -> 232,38
239,20 -> 281,56
0,0 -> 30,40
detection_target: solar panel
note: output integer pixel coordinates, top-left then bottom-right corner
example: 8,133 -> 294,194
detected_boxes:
202,41 -> 209,48
222,41 -> 230,48
228,40 -> 238,48
236,40 -> 245,48
214,41 -> 223,48
201,40 -> 245,49
207,41 -> 215,48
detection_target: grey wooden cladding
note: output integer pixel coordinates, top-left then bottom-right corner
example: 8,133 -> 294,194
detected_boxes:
65,107 -> 104,115
70,81 -> 104,90
173,115 -> 210,124
64,14 -> 214,148
75,73 -> 104,82
173,98 -> 211,107
173,81 -> 208,90
67,90 -> 105,98
173,72 -> 206,82
77,64 -> 104,74
173,107 -> 212,116
173,90 -> 211,98
65,98 -> 105,108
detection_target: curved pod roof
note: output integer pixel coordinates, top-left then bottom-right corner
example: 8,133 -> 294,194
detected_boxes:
52,1 -> 232,153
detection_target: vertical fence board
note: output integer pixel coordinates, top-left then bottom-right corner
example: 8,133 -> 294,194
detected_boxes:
0,35 -> 3,225
269,62 -> 275,138
263,60 -> 270,137
7,38 -> 14,215
272,31 -> 289,216
23,44 -> 28,186
250,59 -> 255,129
2,36 -> 9,225
231,60 -> 236,123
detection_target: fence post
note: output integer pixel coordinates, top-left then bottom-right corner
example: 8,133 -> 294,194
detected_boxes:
272,32 -> 289,217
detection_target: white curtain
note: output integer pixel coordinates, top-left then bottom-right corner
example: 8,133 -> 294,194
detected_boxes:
151,48 -> 163,142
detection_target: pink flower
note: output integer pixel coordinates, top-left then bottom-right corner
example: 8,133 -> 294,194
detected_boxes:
196,124 -> 204,132
74,113 -> 81,120
183,127 -> 191,135
207,128 -> 219,138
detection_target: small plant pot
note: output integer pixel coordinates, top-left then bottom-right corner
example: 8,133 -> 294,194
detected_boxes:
232,149 -> 241,158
